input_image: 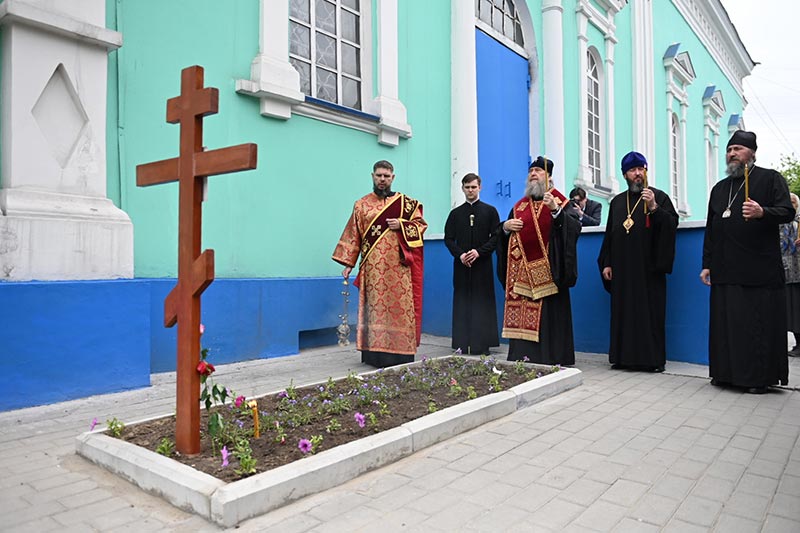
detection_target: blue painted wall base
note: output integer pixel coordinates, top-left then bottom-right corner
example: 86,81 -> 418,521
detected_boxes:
1,228 -> 709,411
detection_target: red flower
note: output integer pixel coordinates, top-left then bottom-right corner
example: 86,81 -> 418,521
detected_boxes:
197,360 -> 215,376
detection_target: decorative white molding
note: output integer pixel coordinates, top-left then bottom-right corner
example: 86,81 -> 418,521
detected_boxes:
0,0 -> 132,281
475,19 -> 527,59
664,44 -> 694,218
670,0 -> 755,97
0,0 -> 121,49
236,0 -> 409,146
575,0 -> 620,198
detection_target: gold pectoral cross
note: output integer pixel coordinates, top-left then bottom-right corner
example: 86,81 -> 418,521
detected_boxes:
623,216 -> 634,234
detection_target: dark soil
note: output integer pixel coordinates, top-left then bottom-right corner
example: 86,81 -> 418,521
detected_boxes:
119,356 -> 558,482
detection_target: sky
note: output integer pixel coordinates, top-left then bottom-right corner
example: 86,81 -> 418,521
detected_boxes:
721,0 -> 799,169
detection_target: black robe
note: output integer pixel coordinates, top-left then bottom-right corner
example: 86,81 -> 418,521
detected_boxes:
497,207 -> 581,365
598,188 -> 678,369
703,166 -> 794,387
444,200 -> 501,354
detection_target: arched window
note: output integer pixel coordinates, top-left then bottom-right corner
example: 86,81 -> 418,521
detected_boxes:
670,113 -> 680,205
289,0 -> 364,110
475,0 -> 524,46
587,50 -> 602,188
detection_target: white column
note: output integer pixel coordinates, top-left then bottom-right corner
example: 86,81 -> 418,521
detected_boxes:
576,7 -> 590,186
631,0 -> 656,182
450,1 -> 479,209
605,35 -> 618,192
680,103 -> 690,214
373,0 -> 411,146
0,0 -> 132,281
542,0 -> 566,192
235,0 -> 304,120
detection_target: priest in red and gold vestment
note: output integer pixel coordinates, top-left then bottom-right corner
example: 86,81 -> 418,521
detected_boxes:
497,156 -> 581,365
333,160 -> 427,367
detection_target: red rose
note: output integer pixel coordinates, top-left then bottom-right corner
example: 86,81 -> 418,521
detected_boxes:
197,360 -> 215,376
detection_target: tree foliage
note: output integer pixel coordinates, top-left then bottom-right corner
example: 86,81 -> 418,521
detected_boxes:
778,154 -> 800,197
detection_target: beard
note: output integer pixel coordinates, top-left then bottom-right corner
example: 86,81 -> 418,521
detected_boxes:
525,181 -> 544,199
726,156 -> 754,178
626,178 -> 643,194
373,185 -> 394,198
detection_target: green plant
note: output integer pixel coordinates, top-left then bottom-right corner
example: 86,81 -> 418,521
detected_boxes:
427,398 -> 438,413
106,417 -> 125,438
156,438 -> 175,457
325,418 -> 341,433
233,438 -> 257,476
310,434 -> 324,453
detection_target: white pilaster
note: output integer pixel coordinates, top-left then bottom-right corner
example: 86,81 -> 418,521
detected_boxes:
632,0 -> 656,183
542,0 -> 565,192
372,0 -> 411,146
604,35 -> 617,191
450,1 -> 479,209
0,0 -> 133,281
576,7 -> 590,186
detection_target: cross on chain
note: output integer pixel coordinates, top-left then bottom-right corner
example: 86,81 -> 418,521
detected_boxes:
136,65 -> 257,454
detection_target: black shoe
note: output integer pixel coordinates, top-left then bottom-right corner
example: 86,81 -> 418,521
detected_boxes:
710,378 -> 720,386
788,348 -> 800,357
746,386 -> 768,395
652,366 -> 665,373
611,363 -> 625,370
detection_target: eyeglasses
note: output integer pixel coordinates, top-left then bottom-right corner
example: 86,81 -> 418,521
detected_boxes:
374,173 -> 392,178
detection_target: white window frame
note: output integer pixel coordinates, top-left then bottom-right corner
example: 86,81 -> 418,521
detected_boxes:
586,49 -> 603,189
236,0 -> 411,147
663,46 -> 694,216
670,114 -> 680,206
474,0 -> 527,58
702,86 -> 725,193
575,0 -> 621,199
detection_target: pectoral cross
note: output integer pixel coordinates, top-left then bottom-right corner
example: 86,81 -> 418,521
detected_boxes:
136,66 -> 257,454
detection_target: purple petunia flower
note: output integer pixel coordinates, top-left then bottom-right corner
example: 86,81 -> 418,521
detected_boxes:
298,439 -> 312,454
90,418 -> 98,431
354,412 -> 366,428
277,391 -> 288,399
221,446 -> 230,467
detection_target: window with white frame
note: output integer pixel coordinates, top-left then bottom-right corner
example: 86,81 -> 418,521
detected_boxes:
706,139 -> 716,189
587,50 -> 602,188
670,113 -> 680,205
289,0 -> 363,110
475,0 -> 524,46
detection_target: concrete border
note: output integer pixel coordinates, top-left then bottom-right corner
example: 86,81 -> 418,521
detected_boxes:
76,363 -> 582,527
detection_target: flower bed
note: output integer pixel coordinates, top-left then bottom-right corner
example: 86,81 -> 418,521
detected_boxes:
118,355 -> 559,482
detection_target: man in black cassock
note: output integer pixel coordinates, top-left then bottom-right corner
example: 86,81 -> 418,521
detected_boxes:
497,157 -> 581,365
444,173 -> 500,355
700,130 -> 793,393
598,151 -> 678,372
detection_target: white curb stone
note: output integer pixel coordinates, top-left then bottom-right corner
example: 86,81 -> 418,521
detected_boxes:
75,362 -> 582,526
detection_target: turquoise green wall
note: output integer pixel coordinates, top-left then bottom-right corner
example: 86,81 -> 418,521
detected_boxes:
612,8 -> 635,186
106,1 -> 120,208
108,0 -> 451,278
652,1 -> 743,221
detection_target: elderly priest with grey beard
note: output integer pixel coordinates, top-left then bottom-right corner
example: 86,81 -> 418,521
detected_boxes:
497,156 -> 581,366
700,130 -> 794,394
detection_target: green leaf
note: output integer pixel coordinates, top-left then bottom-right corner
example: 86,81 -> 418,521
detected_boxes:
208,412 -> 223,437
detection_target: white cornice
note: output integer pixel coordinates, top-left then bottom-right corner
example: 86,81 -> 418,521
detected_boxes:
670,0 -> 754,97
0,0 -> 121,49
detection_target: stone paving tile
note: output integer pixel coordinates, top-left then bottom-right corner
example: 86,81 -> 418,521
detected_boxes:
713,513 -> 762,533
756,445 -> 794,465
582,460 -> 627,485
777,473 -> 800,496
505,483 -> 560,513
599,479 -> 649,507
738,472 -> 780,495
691,475 -> 735,502
528,497 -> 586,530
674,495 -> 723,527
560,478 -> 611,506
762,514 -> 800,533
629,492 -> 680,526
501,463 -> 549,488
448,467 -> 502,493
573,499 -> 628,531
668,457 -> 709,480
649,473 -> 695,500
416,498 -> 488,531
612,517 -> 661,533
462,501 -> 535,532
768,493 -> 800,521
722,489 -> 771,520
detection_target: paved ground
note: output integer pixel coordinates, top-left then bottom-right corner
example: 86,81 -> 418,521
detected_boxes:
1,335 -> 799,532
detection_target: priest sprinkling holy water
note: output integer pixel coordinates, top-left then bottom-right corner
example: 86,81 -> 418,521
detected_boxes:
497,156 -> 581,365
598,151 -> 678,373
333,160 -> 427,368
700,130 -> 794,393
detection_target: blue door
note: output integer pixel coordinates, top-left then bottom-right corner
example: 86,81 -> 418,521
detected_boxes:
476,28 -> 530,341
475,28 -> 530,220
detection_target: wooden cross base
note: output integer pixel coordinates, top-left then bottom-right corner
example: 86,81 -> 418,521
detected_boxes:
136,65 -> 257,454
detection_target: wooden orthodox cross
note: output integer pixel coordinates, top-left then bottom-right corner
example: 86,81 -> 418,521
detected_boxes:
136,65 -> 257,454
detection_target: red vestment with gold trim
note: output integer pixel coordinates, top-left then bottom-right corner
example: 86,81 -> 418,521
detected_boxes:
333,192 -> 426,356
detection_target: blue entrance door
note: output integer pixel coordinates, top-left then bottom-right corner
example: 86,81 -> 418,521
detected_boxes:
475,28 -> 530,220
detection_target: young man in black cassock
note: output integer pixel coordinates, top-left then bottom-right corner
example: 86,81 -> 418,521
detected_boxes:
700,130 -> 793,393
497,157 -> 581,365
444,173 -> 500,355
598,151 -> 678,372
